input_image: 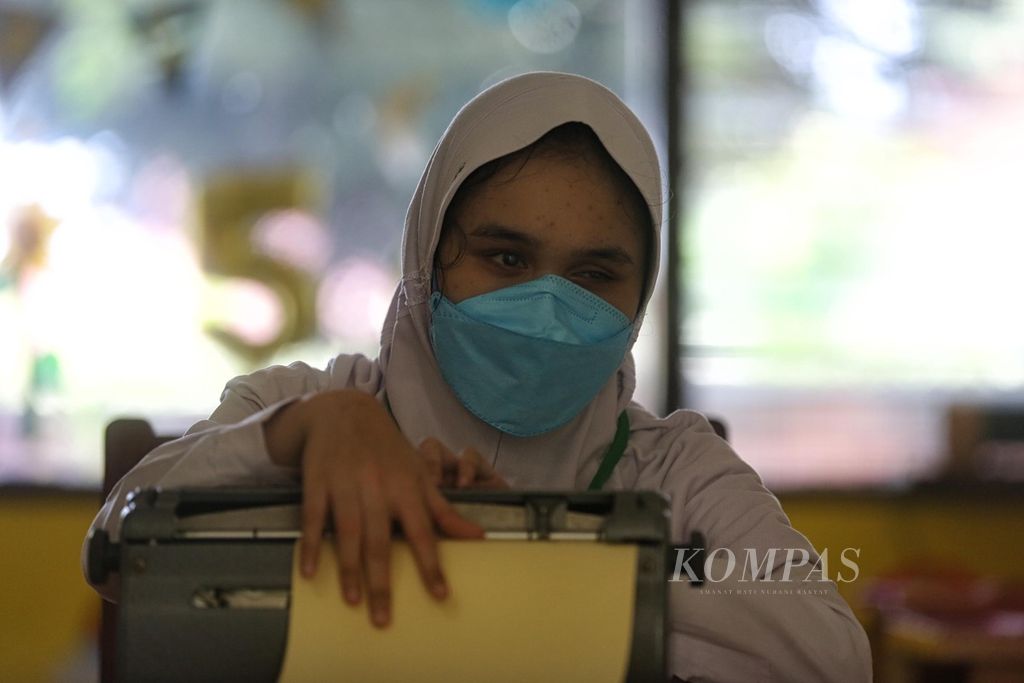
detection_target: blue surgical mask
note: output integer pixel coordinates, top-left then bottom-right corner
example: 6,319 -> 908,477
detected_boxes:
429,274 -> 633,437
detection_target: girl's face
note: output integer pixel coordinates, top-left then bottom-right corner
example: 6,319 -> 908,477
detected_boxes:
437,152 -> 648,319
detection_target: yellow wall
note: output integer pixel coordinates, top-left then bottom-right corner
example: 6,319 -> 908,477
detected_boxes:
2,490 -> 1022,682
1,492 -> 101,683
780,492 -> 1024,617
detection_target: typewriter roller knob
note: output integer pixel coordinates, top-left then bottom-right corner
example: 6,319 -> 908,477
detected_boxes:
86,528 -> 120,585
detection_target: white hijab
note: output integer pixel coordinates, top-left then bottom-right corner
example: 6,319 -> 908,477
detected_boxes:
367,71 -> 663,488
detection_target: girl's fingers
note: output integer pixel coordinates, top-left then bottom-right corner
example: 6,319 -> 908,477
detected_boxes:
457,448 -> 509,489
395,492 -> 448,600
423,482 -> 485,538
419,441 -> 443,485
419,438 -> 460,487
457,449 -> 479,488
359,473 -> 393,628
476,473 -> 512,490
330,486 -> 364,605
300,472 -> 328,579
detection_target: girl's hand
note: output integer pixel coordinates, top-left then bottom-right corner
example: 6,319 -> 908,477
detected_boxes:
418,438 -> 511,490
263,390 -> 484,629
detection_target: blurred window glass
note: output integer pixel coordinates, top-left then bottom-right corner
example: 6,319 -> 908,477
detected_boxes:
683,0 -> 1024,487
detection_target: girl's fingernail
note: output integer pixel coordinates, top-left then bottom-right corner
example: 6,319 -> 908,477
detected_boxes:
345,587 -> 360,604
373,608 -> 389,626
433,582 -> 448,599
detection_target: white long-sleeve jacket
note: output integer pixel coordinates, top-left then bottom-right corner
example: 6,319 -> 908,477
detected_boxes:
84,359 -> 872,683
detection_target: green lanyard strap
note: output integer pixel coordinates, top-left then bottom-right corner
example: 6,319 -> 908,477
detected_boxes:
587,411 -> 630,491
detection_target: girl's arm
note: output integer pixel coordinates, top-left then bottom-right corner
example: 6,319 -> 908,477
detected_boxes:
630,410 -> 873,682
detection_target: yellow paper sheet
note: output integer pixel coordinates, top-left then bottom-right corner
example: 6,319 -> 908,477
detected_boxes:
277,539 -> 638,683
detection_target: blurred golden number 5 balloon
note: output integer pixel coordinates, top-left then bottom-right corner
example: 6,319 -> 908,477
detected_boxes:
199,170 -> 318,364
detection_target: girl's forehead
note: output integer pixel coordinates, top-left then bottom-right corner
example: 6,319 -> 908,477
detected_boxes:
460,156 -> 647,239
474,150 -> 631,200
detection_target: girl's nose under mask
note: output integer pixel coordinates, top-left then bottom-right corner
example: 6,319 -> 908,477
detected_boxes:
429,274 -> 633,437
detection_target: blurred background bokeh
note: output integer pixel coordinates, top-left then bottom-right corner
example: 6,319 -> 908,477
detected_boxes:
1,0 -> 1023,681
685,0 -> 1024,489
0,0 -> 665,488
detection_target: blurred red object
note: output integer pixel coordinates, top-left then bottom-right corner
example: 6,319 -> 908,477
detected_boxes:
864,566 -> 1024,682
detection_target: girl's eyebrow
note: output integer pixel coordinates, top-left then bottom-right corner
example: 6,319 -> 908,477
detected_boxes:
468,224 -> 542,247
576,247 -> 634,266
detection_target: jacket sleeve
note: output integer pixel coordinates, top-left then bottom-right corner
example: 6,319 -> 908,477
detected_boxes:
82,361 -> 333,600
630,410 -> 872,683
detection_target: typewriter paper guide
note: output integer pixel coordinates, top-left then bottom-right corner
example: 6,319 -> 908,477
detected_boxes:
278,539 -> 637,682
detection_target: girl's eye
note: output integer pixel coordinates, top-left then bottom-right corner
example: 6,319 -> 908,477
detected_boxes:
576,270 -> 613,282
491,252 -> 525,269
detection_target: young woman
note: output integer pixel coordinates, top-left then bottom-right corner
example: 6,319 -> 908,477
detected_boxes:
85,72 -> 871,681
